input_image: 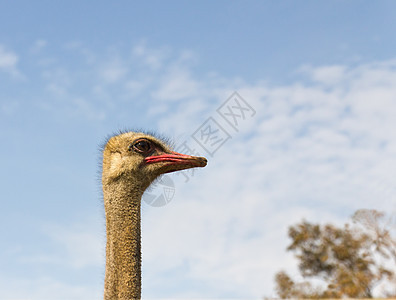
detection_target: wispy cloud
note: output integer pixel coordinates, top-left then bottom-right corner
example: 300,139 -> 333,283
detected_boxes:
42,220 -> 104,269
17,218 -> 104,270
132,41 -> 171,70
29,39 -> 48,54
1,100 -> 20,115
2,41 -> 396,298
141,58 -> 396,298
0,275 -> 102,300
152,65 -> 201,102
98,57 -> 129,84
0,45 -> 22,78
1,216 -> 104,300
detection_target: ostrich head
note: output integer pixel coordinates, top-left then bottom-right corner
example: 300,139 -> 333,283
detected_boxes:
102,131 -> 207,191
102,131 -> 207,299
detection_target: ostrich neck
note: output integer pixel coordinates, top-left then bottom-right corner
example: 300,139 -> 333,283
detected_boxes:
103,180 -> 143,300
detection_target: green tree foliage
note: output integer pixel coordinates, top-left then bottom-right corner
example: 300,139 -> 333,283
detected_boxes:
274,209 -> 396,298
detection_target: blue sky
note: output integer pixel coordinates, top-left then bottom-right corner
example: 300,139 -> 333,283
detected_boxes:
1,1 -> 396,299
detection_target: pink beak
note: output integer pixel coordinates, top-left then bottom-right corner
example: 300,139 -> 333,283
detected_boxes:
144,151 -> 207,168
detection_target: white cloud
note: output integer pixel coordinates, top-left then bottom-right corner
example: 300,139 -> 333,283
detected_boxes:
0,45 -> 21,78
299,64 -> 347,85
43,222 -> 104,269
70,97 -> 106,121
99,58 -> 128,84
132,41 -> 171,70
0,216 -> 104,300
63,41 -> 96,64
0,46 -> 18,69
140,58 -> 396,298
0,275 -> 102,300
30,39 -> 48,54
1,100 -> 20,115
3,41 -> 396,298
18,218 -> 104,270
151,66 -> 201,102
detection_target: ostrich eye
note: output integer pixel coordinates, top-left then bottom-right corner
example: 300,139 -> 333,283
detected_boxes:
131,139 -> 152,153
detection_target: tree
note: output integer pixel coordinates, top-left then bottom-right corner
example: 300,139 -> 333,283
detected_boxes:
274,209 -> 396,298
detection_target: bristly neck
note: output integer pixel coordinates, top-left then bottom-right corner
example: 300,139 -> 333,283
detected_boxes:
103,179 -> 144,300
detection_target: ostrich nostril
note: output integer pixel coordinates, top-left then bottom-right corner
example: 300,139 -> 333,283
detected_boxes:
198,156 -> 208,167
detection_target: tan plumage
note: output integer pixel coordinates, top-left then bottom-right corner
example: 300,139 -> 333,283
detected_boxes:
102,131 -> 207,299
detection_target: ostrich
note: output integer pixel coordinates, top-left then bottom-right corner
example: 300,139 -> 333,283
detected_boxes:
101,131 -> 207,299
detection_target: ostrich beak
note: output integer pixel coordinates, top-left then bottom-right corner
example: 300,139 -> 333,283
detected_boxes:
144,151 -> 207,169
